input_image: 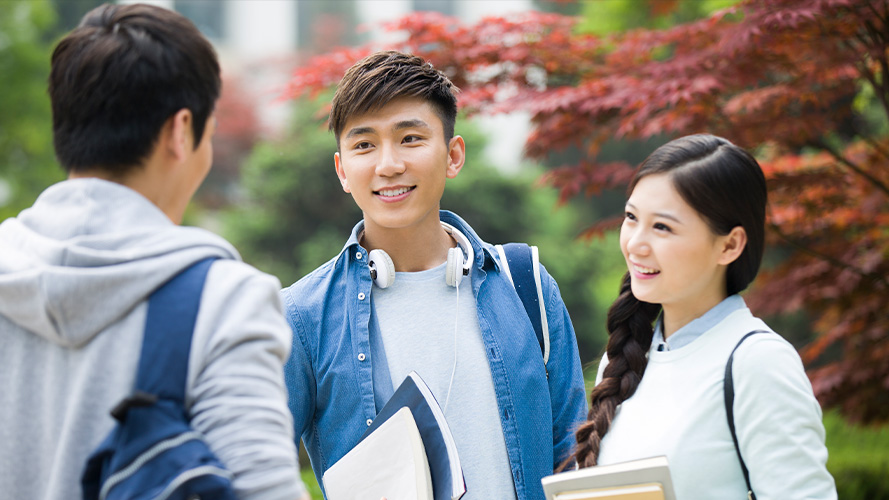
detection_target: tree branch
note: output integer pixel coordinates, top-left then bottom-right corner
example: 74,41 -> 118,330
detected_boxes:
863,135 -> 889,161
812,138 -> 889,198
863,18 -> 885,47
878,54 -> 889,108
855,59 -> 889,120
840,33 -> 889,120
864,0 -> 889,28
859,17 -> 889,113
768,222 -> 889,290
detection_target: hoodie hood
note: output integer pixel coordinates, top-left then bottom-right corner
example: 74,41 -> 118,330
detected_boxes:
0,178 -> 238,348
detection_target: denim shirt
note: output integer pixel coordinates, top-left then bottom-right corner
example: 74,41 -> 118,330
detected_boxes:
281,211 -> 588,500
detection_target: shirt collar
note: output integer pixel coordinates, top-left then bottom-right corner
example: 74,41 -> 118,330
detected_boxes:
343,219 -> 365,252
339,210 -> 501,272
653,294 -> 746,351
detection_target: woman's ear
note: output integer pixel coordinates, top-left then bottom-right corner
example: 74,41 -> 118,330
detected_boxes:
718,226 -> 748,266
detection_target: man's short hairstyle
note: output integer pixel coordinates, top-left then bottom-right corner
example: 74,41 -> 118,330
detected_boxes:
49,3 -> 221,174
329,51 -> 459,149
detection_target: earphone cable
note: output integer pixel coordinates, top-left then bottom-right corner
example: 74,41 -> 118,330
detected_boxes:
442,277 -> 459,414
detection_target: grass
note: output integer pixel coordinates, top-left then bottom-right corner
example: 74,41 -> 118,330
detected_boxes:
823,410 -> 889,499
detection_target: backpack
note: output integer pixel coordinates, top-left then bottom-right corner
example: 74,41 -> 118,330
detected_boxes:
81,258 -> 237,500
494,243 -> 550,366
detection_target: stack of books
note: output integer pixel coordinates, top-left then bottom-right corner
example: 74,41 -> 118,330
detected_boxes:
541,455 -> 676,500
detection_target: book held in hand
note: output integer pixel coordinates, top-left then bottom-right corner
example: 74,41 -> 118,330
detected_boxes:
322,371 -> 466,500
322,407 -> 432,500
541,456 -> 676,500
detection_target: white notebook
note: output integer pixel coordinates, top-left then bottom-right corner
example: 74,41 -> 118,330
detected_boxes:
322,407 -> 433,500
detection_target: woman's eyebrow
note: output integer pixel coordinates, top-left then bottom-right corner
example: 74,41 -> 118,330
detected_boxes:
626,203 -> 684,224
655,212 -> 683,224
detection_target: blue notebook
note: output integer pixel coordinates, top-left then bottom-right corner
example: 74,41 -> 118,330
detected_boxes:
360,371 -> 466,500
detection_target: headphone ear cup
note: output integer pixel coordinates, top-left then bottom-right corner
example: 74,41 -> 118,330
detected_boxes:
368,249 -> 395,289
446,247 -> 464,288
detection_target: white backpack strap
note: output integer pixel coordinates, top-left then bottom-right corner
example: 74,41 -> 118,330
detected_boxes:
494,244 -> 514,286
496,243 -> 550,367
530,246 -> 550,364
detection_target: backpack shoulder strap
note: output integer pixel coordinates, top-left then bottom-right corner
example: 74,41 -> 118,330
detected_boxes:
724,329 -> 770,500
495,243 -> 550,364
132,258 -> 217,403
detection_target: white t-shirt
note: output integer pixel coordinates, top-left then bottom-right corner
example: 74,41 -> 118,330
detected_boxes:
373,262 -> 517,499
595,306 -> 837,500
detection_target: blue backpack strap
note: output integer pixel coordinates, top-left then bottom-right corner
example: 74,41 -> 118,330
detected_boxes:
724,329 -> 770,500
497,243 -> 547,361
83,257 -> 236,500
111,258 -> 216,418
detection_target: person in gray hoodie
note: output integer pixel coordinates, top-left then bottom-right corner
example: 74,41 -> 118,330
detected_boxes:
0,4 -> 306,499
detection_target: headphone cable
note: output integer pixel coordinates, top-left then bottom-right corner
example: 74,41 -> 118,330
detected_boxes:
442,267 -> 460,414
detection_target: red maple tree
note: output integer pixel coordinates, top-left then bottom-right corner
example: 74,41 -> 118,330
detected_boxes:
284,0 -> 889,423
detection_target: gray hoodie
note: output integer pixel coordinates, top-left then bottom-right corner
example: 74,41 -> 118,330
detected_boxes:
0,178 -> 303,499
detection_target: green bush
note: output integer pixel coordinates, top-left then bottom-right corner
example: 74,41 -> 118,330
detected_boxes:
301,468 -> 321,499
824,410 -> 889,500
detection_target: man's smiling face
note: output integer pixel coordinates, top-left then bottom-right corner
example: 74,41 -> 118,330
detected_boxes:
334,96 -> 464,235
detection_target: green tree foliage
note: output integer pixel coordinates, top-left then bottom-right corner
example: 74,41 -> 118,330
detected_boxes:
576,0 -> 739,34
222,99 -> 357,287
0,0 -> 63,220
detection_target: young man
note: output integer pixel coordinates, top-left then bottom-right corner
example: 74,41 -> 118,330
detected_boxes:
0,5 -> 305,499
282,50 -> 587,499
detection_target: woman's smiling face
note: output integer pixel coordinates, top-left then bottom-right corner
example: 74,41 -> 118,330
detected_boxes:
620,173 -> 740,331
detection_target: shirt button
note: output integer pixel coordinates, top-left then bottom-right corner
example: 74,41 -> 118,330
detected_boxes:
358,353 -> 366,361
366,419 -> 373,426
358,292 -> 366,300
356,252 -> 362,260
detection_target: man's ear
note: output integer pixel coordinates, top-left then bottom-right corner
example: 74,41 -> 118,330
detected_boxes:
446,135 -> 465,179
334,152 -> 350,193
718,226 -> 748,266
166,109 -> 194,163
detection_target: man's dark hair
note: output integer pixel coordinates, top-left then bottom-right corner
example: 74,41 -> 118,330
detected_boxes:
49,3 -> 221,173
329,50 -> 459,149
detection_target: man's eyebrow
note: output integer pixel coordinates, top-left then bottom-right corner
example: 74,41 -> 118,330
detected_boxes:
344,119 -> 430,139
393,119 -> 430,131
345,126 -> 375,139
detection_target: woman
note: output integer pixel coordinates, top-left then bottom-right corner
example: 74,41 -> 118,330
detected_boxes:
572,134 -> 836,498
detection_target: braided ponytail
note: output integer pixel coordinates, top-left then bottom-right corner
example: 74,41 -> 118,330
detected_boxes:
572,273 -> 660,467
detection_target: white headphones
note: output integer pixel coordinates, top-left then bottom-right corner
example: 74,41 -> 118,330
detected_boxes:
367,222 -> 474,289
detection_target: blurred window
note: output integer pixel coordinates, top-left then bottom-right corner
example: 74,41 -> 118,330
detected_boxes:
413,0 -> 455,15
175,0 -> 225,41
296,0 -> 360,50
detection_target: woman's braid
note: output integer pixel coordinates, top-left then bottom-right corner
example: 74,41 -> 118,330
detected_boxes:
573,273 -> 660,468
